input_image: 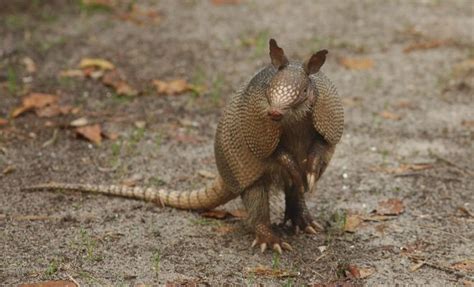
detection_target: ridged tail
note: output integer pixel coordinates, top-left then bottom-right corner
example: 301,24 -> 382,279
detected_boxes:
22,177 -> 235,210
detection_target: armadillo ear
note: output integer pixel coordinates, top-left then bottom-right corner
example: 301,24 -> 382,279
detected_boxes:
305,50 -> 328,75
269,39 -> 289,69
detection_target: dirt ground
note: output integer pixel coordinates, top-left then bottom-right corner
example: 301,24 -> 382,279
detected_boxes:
1,0 -> 473,286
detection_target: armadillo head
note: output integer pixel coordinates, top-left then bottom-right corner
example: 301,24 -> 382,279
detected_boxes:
266,39 -> 328,122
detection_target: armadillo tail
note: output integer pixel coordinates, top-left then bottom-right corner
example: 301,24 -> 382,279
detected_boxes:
22,177 -> 235,210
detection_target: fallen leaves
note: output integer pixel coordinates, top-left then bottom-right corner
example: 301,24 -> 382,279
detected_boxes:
403,39 -> 450,53
75,124 -> 102,145
0,118 -> 8,126
344,214 -> 363,233
11,93 -> 58,118
79,58 -> 115,70
379,110 -> 401,121
102,70 -> 138,96
200,209 -> 247,220
344,265 -> 376,279
245,265 -> 299,278
461,120 -> 474,128
372,163 -> 434,174
374,198 -> 405,216
153,79 -> 192,96
18,280 -> 77,287
340,57 -> 374,70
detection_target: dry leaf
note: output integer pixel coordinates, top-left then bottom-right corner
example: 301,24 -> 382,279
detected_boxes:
228,209 -> 248,219
463,280 -> 474,287
451,260 -> 474,272
197,170 -> 216,179
340,57 -> 374,70
0,118 -> 8,126
118,5 -> 162,26
403,39 -> 449,53
395,100 -> 416,109
18,280 -> 77,287
214,224 -> 236,234
3,165 -> 16,174
153,79 -> 191,96
35,104 -> 72,118
11,93 -> 58,118
211,0 -> 241,5
379,111 -> 401,120
374,199 -> 405,216
22,57 -> 36,73
200,209 -> 228,219
362,215 -> 393,222
461,120 -> 474,128
75,124 -> 102,145
344,214 -> 363,233
246,265 -> 298,278
372,163 -> 434,174
102,70 -> 138,96
59,69 -> 84,78
79,58 -> 115,70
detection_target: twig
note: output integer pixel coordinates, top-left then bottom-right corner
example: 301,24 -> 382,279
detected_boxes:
429,151 -> 474,176
408,255 -> 474,280
42,129 -> 59,148
67,273 -> 81,287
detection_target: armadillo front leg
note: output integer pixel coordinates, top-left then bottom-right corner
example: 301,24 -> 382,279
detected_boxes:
283,183 -> 324,234
275,148 -> 307,194
241,181 -> 292,254
306,138 -> 335,193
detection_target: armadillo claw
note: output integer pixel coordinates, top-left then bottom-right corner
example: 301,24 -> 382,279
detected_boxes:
305,226 -> 318,235
307,173 -> 316,193
311,220 -> 324,231
260,243 -> 267,253
295,226 -> 300,235
273,243 -> 282,255
251,239 -> 258,248
281,242 -> 293,251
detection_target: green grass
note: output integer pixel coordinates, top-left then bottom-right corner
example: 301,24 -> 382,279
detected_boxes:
44,258 -> 59,277
78,0 -> 114,14
152,249 -> 161,277
79,228 -> 101,262
189,218 -> 221,226
4,14 -> 27,29
7,66 -> 17,95
272,252 -> 280,269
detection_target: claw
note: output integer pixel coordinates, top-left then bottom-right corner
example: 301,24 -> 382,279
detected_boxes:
305,226 -> 318,235
281,242 -> 293,251
273,243 -> 282,254
251,239 -> 258,248
311,220 -> 324,231
307,173 -> 316,193
260,243 -> 267,253
295,226 -> 300,235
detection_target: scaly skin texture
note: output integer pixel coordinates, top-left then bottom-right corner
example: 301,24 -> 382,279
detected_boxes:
23,39 -> 344,254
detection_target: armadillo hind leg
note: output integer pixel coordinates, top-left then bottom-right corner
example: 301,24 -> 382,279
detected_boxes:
241,181 -> 292,254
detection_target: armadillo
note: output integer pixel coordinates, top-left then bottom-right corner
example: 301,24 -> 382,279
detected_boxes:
24,39 -> 344,254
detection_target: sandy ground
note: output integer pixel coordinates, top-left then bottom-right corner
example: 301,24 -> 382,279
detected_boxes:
1,0 -> 473,286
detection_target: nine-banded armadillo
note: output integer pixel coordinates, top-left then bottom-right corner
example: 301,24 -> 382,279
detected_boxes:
23,39 -> 344,254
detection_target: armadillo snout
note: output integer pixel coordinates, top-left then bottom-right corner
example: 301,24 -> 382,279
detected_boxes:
267,108 -> 283,121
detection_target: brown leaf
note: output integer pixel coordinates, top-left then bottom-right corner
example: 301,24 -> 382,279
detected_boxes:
246,265 -> 298,278
214,224 -> 236,234
153,79 -> 191,96
200,209 -> 228,219
461,120 -> 474,128
59,69 -> 84,78
374,199 -> 405,216
463,280 -> 474,287
75,124 -> 102,145
211,0 -> 241,5
340,57 -> 374,70
22,57 -> 36,73
344,214 -> 363,233
403,39 -> 450,53
451,260 -> 474,272
373,163 -> 434,174
79,58 -> 115,70
346,265 -> 361,278
197,170 -> 216,179
0,118 -> 8,126
35,104 -> 72,118
228,209 -> 248,219
358,267 -> 376,278
12,93 -> 58,118
18,280 -> 77,287
102,70 -> 138,96
379,111 -> 401,120
395,100 -> 416,109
